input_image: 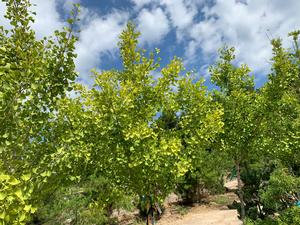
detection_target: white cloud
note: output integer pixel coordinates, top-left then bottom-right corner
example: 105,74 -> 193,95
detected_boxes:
0,2 -> 10,28
30,0 -> 65,39
161,0 -> 197,42
75,11 -> 129,85
131,0 -> 198,42
137,7 -> 170,44
185,0 -> 300,77
161,0 -> 196,30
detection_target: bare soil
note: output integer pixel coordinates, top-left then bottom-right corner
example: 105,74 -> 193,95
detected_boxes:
119,179 -> 242,225
157,195 -> 241,225
158,179 -> 242,225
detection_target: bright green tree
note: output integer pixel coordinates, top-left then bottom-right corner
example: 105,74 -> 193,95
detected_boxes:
175,74 -> 226,202
246,31 -> 300,225
210,47 -> 261,222
75,23 -> 223,223
260,31 -> 300,169
0,0 -> 79,223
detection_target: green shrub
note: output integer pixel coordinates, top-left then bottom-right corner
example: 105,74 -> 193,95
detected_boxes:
34,175 -> 134,225
259,168 -> 300,212
246,207 -> 300,225
277,206 -> 300,224
240,161 -> 275,219
245,168 -> 300,224
176,150 -> 228,203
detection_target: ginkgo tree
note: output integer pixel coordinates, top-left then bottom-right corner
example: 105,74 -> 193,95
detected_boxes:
78,22 -> 186,200
175,74 -> 225,202
210,47 -> 261,223
0,0 -> 79,223
247,31 -> 300,224
74,23 -> 224,223
260,31 -> 300,168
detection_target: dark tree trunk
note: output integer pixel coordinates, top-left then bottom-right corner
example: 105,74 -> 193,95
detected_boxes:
236,161 -> 245,223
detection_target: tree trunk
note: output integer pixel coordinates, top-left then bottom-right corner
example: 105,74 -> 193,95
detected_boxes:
236,161 -> 245,223
197,179 -> 200,203
146,208 -> 155,225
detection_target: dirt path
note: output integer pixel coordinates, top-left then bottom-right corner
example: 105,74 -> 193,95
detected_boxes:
118,179 -> 242,225
158,180 -> 242,225
158,206 -> 241,225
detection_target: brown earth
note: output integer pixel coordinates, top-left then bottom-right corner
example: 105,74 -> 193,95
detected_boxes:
157,179 -> 242,225
157,194 -> 241,225
119,179 -> 242,225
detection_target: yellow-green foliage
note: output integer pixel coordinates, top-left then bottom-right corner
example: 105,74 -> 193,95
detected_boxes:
0,173 -> 36,225
75,23 -> 224,200
0,0 -> 79,222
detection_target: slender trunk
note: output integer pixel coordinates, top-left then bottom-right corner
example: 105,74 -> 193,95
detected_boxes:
151,209 -> 155,225
236,161 -> 245,223
146,208 -> 155,225
197,179 -> 200,203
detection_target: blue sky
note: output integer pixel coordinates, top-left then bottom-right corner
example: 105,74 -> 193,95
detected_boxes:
1,0 -> 300,88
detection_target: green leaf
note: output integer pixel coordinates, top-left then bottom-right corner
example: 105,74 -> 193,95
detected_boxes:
0,192 -> 6,201
41,171 -> 51,177
14,189 -> 23,198
19,213 -> 26,222
21,174 -> 31,181
0,212 -> 5,219
8,178 -> 20,186
24,204 -> 31,212
0,174 -> 10,181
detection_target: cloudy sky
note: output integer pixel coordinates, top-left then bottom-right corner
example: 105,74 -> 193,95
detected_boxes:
1,0 -> 300,87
